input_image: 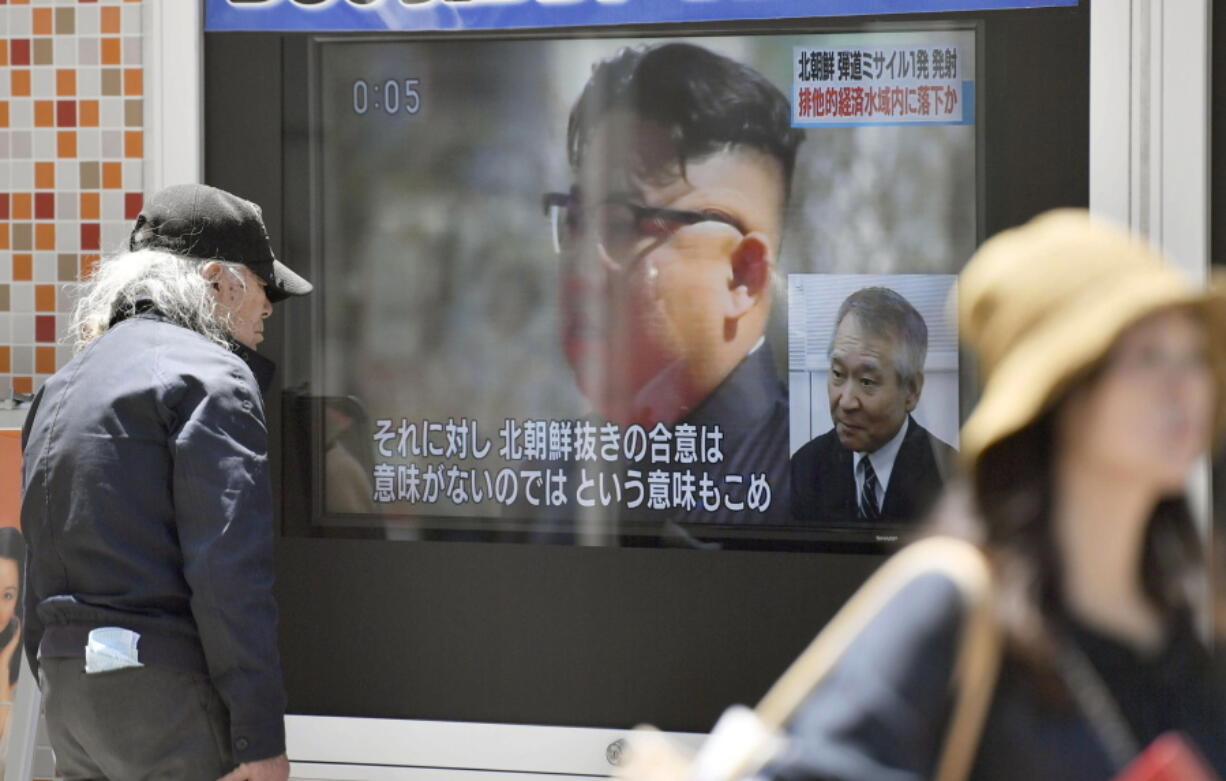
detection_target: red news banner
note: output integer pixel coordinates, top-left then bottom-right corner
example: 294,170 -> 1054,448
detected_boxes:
792,44 -> 969,126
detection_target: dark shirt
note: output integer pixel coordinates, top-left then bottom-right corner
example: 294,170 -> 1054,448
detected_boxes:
766,573 -> 1226,780
790,416 -> 953,526
518,345 -> 792,545
20,311 -> 286,763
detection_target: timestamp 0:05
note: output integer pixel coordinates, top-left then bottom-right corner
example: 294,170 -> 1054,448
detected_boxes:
353,79 -> 421,115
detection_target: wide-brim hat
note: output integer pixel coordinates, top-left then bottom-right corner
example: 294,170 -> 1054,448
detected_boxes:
129,183 -> 312,303
959,209 -> 1226,471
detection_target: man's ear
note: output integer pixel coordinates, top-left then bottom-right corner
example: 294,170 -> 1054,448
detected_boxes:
201,261 -> 224,287
726,233 -> 773,320
904,371 -> 925,412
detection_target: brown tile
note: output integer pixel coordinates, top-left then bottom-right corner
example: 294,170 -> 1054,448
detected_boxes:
13,224 -> 32,252
35,346 -> 56,375
56,69 -> 76,97
11,70 -> 30,98
101,38 -> 120,66
33,101 -> 53,128
0,285 -> 8,312
33,8 -> 52,36
0,347 -> 10,374
80,193 -> 100,220
102,162 -> 122,189
80,100 -> 99,128
80,162 -> 99,190
123,69 -> 141,96
58,254 -> 77,281
101,69 -> 121,97
57,131 -> 76,158
101,6 -> 120,34
33,39 -> 52,67
35,285 -> 56,312
12,255 -> 32,282
34,163 -> 55,190
12,194 -> 31,221
35,224 -> 55,251
54,8 -> 75,35
124,99 -> 141,127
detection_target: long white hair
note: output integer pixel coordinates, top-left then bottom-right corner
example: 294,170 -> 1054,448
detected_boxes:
69,249 -> 245,352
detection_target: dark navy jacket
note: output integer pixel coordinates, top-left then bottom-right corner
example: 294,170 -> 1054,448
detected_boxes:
20,311 -> 286,763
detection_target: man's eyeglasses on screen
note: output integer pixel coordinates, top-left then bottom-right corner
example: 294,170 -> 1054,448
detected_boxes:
542,192 -> 746,262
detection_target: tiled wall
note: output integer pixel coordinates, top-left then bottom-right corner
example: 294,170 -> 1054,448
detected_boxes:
0,0 -> 144,398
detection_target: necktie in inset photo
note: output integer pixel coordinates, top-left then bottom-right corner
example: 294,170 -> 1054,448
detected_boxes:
859,458 -> 881,521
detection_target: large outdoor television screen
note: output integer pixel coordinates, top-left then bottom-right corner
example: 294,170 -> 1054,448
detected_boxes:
290,28 -> 978,549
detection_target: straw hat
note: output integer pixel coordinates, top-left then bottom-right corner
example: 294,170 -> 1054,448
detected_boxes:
958,208 -> 1226,470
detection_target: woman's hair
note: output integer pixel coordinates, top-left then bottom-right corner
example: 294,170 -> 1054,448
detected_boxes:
935,375 -> 1205,687
0,528 -> 26,687
68,249 -> 247,352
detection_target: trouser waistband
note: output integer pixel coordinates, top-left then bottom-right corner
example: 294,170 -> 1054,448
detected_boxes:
39,624 -> 209,676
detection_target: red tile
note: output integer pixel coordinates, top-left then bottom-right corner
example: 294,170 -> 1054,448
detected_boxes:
55,100 -> 76,127
124,192 -> 143,220
34,193 -> 53,220
0,194 -> 8,221
35,316 -> 55,343
10,40 -> 29,67
80,223 -> 99,251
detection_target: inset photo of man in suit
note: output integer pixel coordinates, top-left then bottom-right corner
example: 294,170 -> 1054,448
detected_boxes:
789,279 -> 957,526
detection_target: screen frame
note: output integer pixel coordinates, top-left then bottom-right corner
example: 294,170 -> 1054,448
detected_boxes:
280,19 -> 988,552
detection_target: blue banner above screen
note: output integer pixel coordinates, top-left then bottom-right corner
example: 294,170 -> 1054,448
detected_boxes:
205,0 -> 1077,32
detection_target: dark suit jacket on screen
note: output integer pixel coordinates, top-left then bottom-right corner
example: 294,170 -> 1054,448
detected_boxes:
790,416 -> 953,526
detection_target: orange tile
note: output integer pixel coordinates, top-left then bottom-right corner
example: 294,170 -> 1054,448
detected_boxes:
35,285 -> 56,312
12,378 -> 32,396
33,8 -> 52,36
101,38 -> 121,66
0,102 -> 7,129
0,225 -> 7,251
80,193 -> 100,220
0,41 -> 7,68
56,131 -> 76,158
0,348 -> 9,375
33,101 -> 53,128
56,69 -> 76,97
34,163 -> 55,190
101,7 -> 121,34
123,69 -> 142,96
12,195 -> 31,221
11,71 -> 30,98
35,347 -> 56,376
79,100 -> 99,128
124,131 -> 142,159
12,255 -> 32,282
80,254 -> 101,280
10,0 -> 27,6
35,224 -> 55,251
102,162 -> 122,190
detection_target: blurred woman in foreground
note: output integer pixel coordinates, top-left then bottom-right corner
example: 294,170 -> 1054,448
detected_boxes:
767,210 -> 1226,779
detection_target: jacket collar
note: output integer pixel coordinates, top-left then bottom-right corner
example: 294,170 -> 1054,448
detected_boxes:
110,298 -> 277,394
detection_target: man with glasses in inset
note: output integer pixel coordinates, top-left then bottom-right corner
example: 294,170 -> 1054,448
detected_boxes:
540,43 -> 803,529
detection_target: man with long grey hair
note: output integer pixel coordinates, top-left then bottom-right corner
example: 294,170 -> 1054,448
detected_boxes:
20,184 -> 310,781
791,286 -> 954,526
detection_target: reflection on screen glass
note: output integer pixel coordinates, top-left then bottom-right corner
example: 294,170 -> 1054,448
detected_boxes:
292,30 -> 978,548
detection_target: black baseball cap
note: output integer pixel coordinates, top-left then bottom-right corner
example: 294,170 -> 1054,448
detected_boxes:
129,183 -> 312,303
